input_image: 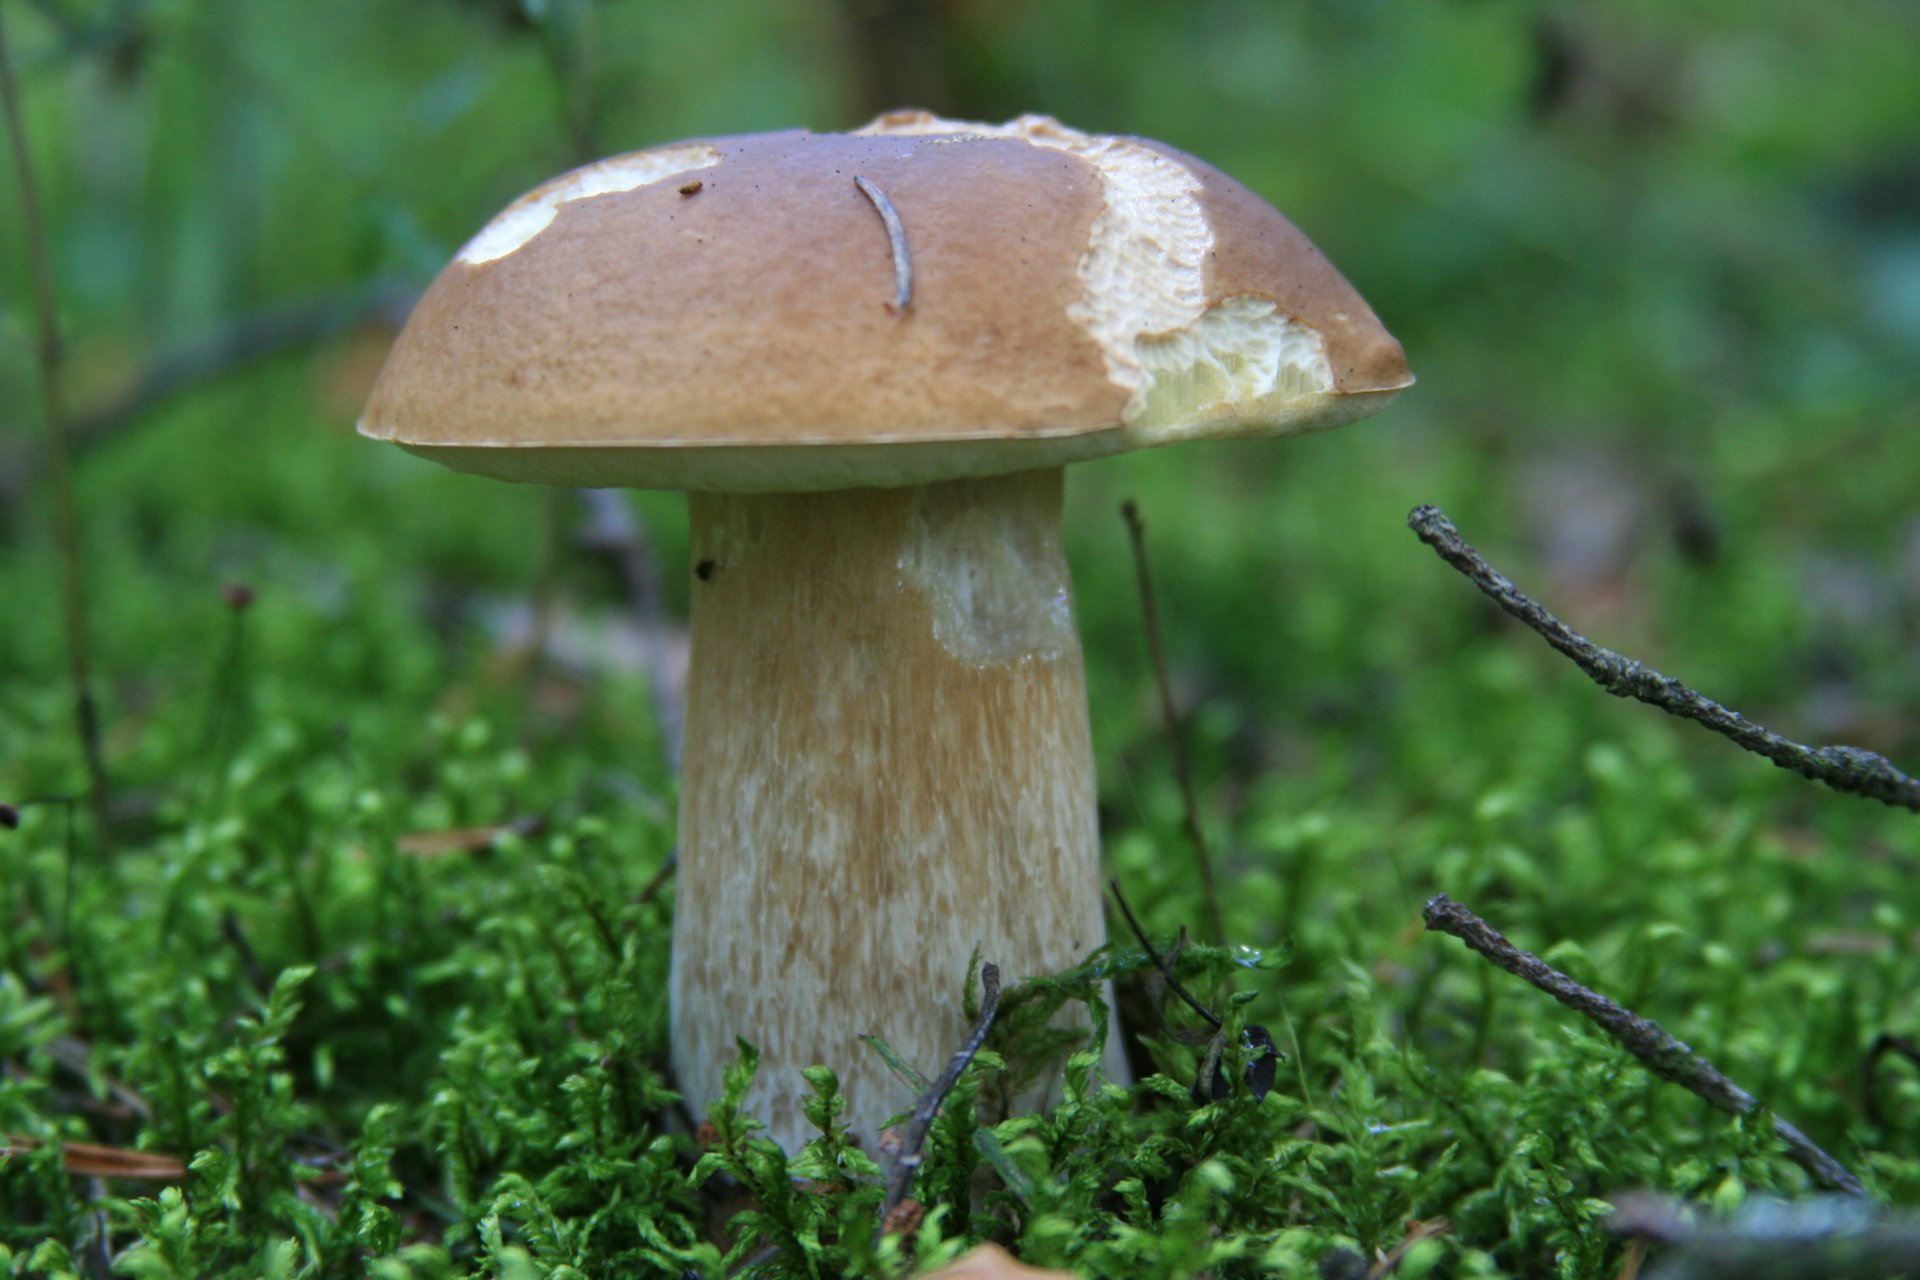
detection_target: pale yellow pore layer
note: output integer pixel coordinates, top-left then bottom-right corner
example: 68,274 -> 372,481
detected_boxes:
671,468 -> 1124,1149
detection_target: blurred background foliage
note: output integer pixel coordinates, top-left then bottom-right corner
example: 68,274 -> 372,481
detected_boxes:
4,0 -> 1917,732
3,0 -> 1920,1274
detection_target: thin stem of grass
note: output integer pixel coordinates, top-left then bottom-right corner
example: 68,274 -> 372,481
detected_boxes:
1423,893 -> 1865,1196
0,3 -> 111,842
1408,504 -> 1920,812
1121,500 -> 1225,944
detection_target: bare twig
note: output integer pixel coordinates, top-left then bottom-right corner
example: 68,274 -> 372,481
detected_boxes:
517,1 -> 602,719
1611,1192 -> 1920,1280
1423,894 -> 1864,1195
852,174 -> 913,313
635,849 -> 677,908
1108,878 -> 1219,1031
878,961 -> 1000,1229
0,287 -> 418,511
1121,500 -> 1225,943
528,0 -> 601,163
1408,504 -> 1920,812
1368,1216 -> 1451,1279
1,2 -> 110,839
1861,1031 -> 1920,1128
220,910 -> 270,997
8,796 -> 83,1002
71,283 -> 417,446
576,488 -> 685,766
194,583 -> 255,818
1108,878 -> 1279,1102
45,1035 -> 151,1122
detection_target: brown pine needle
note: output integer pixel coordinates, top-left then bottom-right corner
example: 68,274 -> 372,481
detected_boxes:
3,1135 -> 186,1181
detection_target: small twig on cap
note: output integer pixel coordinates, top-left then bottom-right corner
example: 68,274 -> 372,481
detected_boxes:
1423,893 -> 1865,1196
1408,504 -> 1920,813
576,488 -> 684,767
879,961 -> 1000,1230
853,174 -> 913,313
1121,500 -> 1225,944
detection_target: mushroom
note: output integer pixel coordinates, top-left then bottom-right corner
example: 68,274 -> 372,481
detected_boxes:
358,111 -> 1409,1152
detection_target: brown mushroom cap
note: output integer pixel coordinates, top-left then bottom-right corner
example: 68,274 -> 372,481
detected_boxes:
359,111 -> 1410,491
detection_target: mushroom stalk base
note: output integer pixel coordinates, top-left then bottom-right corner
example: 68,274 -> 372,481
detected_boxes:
672,467 -> 1124,1151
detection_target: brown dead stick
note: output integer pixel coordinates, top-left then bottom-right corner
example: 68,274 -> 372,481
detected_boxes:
1423,894 -> 1864,1196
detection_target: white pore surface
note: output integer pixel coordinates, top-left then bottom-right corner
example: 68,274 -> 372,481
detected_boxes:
456,144 -> 721,265
859,113 -> 1334,427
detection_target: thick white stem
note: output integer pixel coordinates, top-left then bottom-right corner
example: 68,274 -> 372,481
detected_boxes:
670,467 -> 1123,1150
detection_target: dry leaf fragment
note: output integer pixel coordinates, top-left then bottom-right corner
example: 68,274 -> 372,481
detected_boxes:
919,1243 -> 1076,1279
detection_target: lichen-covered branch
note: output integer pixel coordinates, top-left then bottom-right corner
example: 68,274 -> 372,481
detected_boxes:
1408,504 -> 1920,813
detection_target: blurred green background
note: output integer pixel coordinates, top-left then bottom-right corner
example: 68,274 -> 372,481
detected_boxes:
5,0 -> 1917,753
4,0 -> 1920,1272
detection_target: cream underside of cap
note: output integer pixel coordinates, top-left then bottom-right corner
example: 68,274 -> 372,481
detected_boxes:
402,388 -> 1389,492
